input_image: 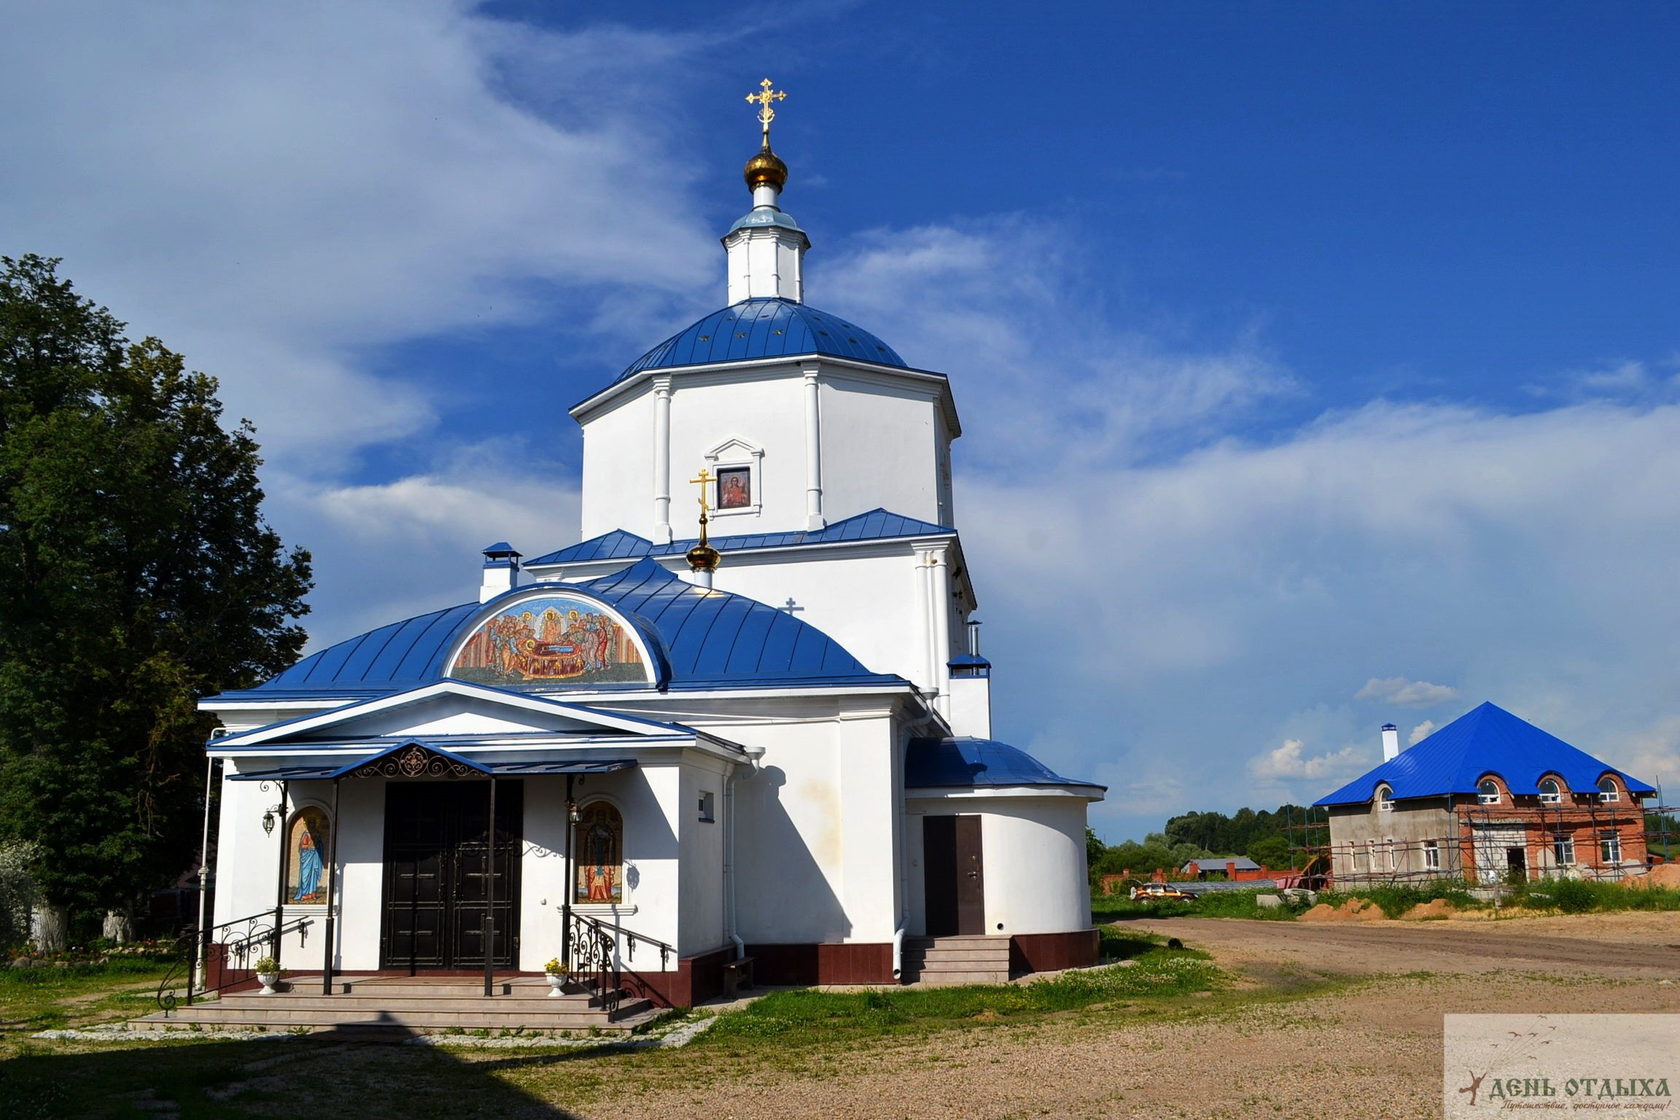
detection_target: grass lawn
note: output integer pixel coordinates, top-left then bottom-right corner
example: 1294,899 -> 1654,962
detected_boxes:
0,932 -> 1240,1119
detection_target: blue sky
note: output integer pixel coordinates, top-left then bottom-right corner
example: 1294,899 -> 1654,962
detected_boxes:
5,1 -> 1679,843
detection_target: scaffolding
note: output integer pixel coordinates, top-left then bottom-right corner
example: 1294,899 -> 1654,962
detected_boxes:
1282,779 -> 1675,889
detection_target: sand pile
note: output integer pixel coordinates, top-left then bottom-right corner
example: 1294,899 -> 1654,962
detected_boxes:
1401,898 -> 1456,920
1625,864 -> 1680,890
1300,897 -> 1387,921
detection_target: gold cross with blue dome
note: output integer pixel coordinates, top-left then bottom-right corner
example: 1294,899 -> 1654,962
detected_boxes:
746,79 -> 787,143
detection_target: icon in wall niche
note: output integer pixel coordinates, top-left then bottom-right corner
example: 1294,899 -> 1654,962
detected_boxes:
288,808 -> 331,903
716,466 -> 751,509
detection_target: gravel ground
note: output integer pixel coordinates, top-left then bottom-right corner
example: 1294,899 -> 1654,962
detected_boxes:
569,912 -> 1680,1120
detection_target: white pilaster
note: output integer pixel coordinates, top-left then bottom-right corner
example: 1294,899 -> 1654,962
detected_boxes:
928,547 -> 951,717
653,377 -> 673,544
803,366 -> 824,530
916,547 -> 938,696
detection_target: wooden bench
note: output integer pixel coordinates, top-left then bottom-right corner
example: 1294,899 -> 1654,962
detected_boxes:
721,955 -> 756,998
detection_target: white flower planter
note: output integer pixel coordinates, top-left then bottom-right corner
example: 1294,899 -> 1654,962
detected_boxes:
544,972 -> 568,997
256,971 -> 280,995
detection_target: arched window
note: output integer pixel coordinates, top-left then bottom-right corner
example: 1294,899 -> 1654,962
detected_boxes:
573,802 -> 624,904
1598,776 -> 1620,803
285,807 -> 331,904
1539,778 -> 1562,805
1477,779 -> 1500,805
1375,785 -> 1394,812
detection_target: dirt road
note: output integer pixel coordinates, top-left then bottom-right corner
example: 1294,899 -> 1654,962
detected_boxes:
565,912 -> 1680,1120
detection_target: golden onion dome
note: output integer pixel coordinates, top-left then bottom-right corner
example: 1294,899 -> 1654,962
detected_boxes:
686,542 -> 721,573
743,142 -> 788,191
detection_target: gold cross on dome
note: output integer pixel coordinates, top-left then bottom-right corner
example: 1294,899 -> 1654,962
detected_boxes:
689,468 -> 714,517
746,78 -> 787,141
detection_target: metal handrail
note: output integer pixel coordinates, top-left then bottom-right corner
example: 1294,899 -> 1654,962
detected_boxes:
566,912 -> 673,1019
156,907 -> 313,1014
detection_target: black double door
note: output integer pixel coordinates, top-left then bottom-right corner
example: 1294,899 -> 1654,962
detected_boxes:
381,781 -> 522,971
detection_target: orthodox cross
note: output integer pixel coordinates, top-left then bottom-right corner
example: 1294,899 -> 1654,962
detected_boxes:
746,78 -> 787,143
689,468 -> 714,543
780,597 -> 804,615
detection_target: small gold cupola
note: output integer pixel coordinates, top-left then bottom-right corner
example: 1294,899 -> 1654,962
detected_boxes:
687,468 -> 722,587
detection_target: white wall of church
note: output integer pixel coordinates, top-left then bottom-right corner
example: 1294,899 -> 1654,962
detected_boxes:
576,359 -> 955,544
903,793 -> 1092,937
704,549 -> 943,694
708,711 -> 903,946
676,754 -> 729,955
578,385 -> 656,541
817,374 -> 947,527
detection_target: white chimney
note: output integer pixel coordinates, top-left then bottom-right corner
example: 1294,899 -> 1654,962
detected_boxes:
480,542 -> 521,603
1381,723 -> 1400,762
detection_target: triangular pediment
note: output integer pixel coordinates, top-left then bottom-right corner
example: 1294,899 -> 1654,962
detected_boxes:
215,680 -> 687,749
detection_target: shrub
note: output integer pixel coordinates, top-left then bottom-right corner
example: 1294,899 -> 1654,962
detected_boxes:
1550,879 -> 1595,914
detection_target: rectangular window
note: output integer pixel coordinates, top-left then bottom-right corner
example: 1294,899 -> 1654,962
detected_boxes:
1552,834 -> 1575,866
697,790 -> 716,823
1385,838 -> 1397,871
1423,841 -> 1441,870
1366,839 -> 1379,873
1601,833 -> 1622,864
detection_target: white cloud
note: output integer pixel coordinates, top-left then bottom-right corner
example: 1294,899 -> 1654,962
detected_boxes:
0,1 -> 718,466
1356,677 -> 1460,707
817,215 -> 1680,840
1409,720 -> 1436,745
1249,739 -> 1364,781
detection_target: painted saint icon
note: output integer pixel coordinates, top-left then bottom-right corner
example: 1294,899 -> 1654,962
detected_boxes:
716,466 -> 751,509
573,802 -> 623,904
287,808 -> 330,903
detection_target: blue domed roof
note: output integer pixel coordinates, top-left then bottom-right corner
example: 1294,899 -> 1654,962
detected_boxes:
905,737 -> 1103,791
231,559 -> 900,698
617,298 -> 906,382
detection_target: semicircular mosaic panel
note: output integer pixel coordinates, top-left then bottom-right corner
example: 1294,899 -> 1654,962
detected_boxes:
447,596 -> 649,686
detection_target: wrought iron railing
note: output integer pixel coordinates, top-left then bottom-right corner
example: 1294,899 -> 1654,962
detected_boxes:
156,907 -> 313,1014
565,912 -> 672,1019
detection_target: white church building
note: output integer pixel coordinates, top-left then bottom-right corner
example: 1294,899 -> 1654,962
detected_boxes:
200,90 -> 1103,1006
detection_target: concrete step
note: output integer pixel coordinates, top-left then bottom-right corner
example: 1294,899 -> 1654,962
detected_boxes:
907,953 -> 1007,967
136,1001 -> 656,1031
908,968 -> 1010,985
901,935 -> 1011,985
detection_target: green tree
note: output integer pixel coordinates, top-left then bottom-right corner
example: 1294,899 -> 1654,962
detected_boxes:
1245,834 -> 1292,869
0,255 -> 311,945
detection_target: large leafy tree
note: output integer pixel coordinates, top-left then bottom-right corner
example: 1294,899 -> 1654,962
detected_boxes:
0,255 -> 311,941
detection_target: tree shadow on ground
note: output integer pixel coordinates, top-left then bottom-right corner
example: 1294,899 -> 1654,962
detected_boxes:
0,1015 -> 590,1120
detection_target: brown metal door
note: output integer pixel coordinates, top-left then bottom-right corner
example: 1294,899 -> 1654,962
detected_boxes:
382,782 -> 522,970
923,814 -> 986,937
954,815 -> 986,935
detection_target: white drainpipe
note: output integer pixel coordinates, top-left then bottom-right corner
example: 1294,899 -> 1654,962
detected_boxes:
724,746 -> 765,961
892,923 -> 907,981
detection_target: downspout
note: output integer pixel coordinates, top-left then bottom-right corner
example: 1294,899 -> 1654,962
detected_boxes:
725,746 -> 764,960
892,923 -> 907,981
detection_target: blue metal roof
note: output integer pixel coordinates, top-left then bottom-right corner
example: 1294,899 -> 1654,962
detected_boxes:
526,508 -> 954,566
616,298 -> 907,382
230,558 -> 898,699
904,737 -> 1102,790
1315,702 -> 1657,807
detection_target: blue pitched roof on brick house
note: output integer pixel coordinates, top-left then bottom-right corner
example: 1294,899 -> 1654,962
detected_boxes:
1316,702 -> 1655,807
